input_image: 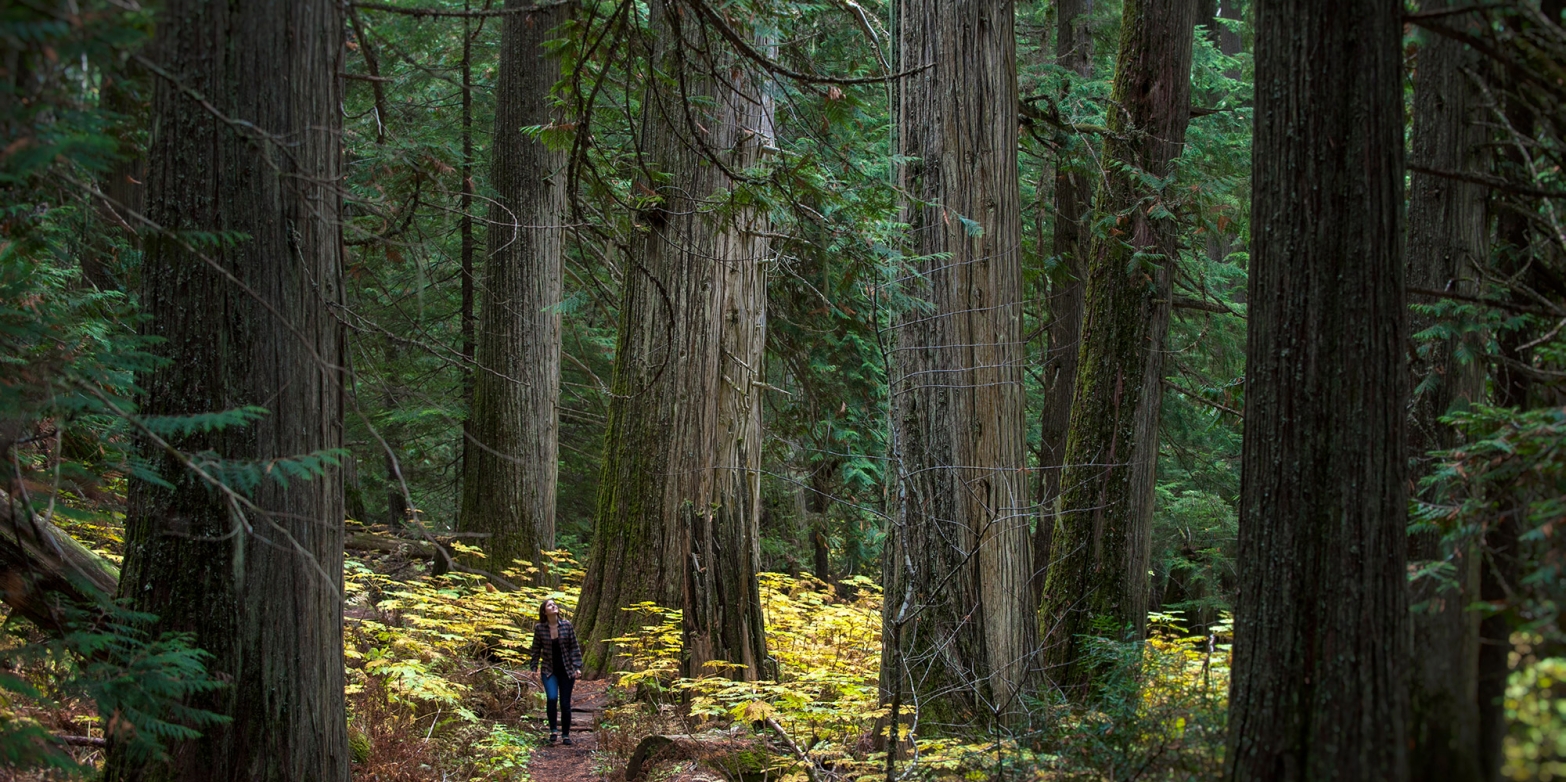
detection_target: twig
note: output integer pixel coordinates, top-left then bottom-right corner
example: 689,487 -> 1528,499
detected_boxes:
54,735 -> 106,748
766,717 -> 829,782
1403,2 -> 1508,21
1161,378 -> 1243,419
684,0 -> 932,86
1408,286 -> 1564,317
1172,294 -> 1241,317
352,0 -> 569,17
1409,164 -> 1566,201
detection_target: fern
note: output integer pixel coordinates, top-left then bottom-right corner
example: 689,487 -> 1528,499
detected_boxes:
0,600 -> 229,772
137,406 -> 270,438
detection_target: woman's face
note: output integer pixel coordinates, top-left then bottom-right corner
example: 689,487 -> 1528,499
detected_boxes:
543,600 -> 558,618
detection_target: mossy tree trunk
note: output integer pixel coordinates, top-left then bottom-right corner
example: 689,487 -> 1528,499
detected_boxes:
575,0 -> 770,680
1033,0 -> 1094,600
1038,0 -> 1196,687
881,0 -> 1034,726
1224,0 -> 1409,778
459,0 -> 569,578
107,0 -> 347,779
1405,3 -> 1488,777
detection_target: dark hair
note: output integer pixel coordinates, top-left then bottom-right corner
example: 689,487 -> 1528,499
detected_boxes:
538,599 -> 557,625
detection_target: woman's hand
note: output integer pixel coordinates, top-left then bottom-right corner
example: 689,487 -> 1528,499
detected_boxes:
572,668 -> 582,680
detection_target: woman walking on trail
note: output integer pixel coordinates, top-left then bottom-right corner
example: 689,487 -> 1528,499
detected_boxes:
530,598 -> 584,745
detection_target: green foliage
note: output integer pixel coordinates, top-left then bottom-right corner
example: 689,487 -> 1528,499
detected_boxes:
1504,647 -> 1566,780
470,722 -> 537,780
1030,613 -> 1231,781
602,574 -> 1233,781
1419,404 -> 1566,646
1,601 -> 228,774
1151,488 -> 1238,625
1147,15 -> 1251,629
1415,382 -> 1566,776
0,3 -> 151,185
340,549 -> 580,776
136,407 -> 270,438
603,572 -> 887,779
12,0 -> 1564,777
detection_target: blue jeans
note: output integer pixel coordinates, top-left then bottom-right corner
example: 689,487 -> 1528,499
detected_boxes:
543,673 -> 575,734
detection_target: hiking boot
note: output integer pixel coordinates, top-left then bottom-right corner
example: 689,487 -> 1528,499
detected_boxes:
561,735 -> 573,746
548,732 -> 558,744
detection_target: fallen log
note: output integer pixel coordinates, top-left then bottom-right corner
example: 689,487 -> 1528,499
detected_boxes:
0,489 -> 121,633
625,731 -> 770,781
625,735 -> 675,780
55,734 -> 107,748
344,531 -> 437,559
343,529 -> 519,590
0,495 -> 501,636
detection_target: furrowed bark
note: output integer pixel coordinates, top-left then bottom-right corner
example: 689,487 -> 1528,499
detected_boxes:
106,0 -> 348,778
883,0 -> 1034,725
576,0 -> 770,680
1405,3 -> 1488,777
1225,0 -> 1409,779
1039,0 -> 1197,688
459,0 -> 570,579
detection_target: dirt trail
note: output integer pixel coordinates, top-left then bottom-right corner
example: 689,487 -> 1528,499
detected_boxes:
526,679 -> 608,782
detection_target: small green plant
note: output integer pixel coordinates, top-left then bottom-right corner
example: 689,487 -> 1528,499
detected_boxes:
0,599 -> 229,774
470,723 -> 537,781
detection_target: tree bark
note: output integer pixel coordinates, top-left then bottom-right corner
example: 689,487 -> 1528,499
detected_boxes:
1405,3 -> 1488,778
575,0 -> 770,680
1218,1 -> 1243,64
87,70 -> 145,291
382,343 -> 409,530
106,0 -> 348,778
1033,0 -> 1093,601
1477,69 -> 1540,782
882,0 -> 1034,724
460,9 -> 478,390
458,0 -> 569,578
1038,0 -> 1196,686
805,461 -> 835,585
1224,0 -> 1408,779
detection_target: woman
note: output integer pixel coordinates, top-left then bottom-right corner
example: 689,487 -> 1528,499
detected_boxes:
528,598 -> 584,745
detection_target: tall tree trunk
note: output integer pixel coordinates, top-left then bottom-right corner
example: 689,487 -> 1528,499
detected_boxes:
1224,0 -> 1408,779
575,0 -> 770,680
1405,3 -> 1488,778
1477,74 -> 1540,782
106,0 -> 347,778
87,71 -> 145,291
1037,0 -> 1196,686
460,9 -> 478,393
458,0 -> 569,577
882,0 -> 1033,724
805,460 -> 836,585
1218,0 -> 1243,63
1033,0 -> 1093,601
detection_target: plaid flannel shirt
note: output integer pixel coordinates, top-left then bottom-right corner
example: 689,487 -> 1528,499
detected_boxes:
529,619 -> 584,679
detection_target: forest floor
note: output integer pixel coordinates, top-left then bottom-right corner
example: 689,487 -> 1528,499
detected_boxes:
527,679 -> 608,782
